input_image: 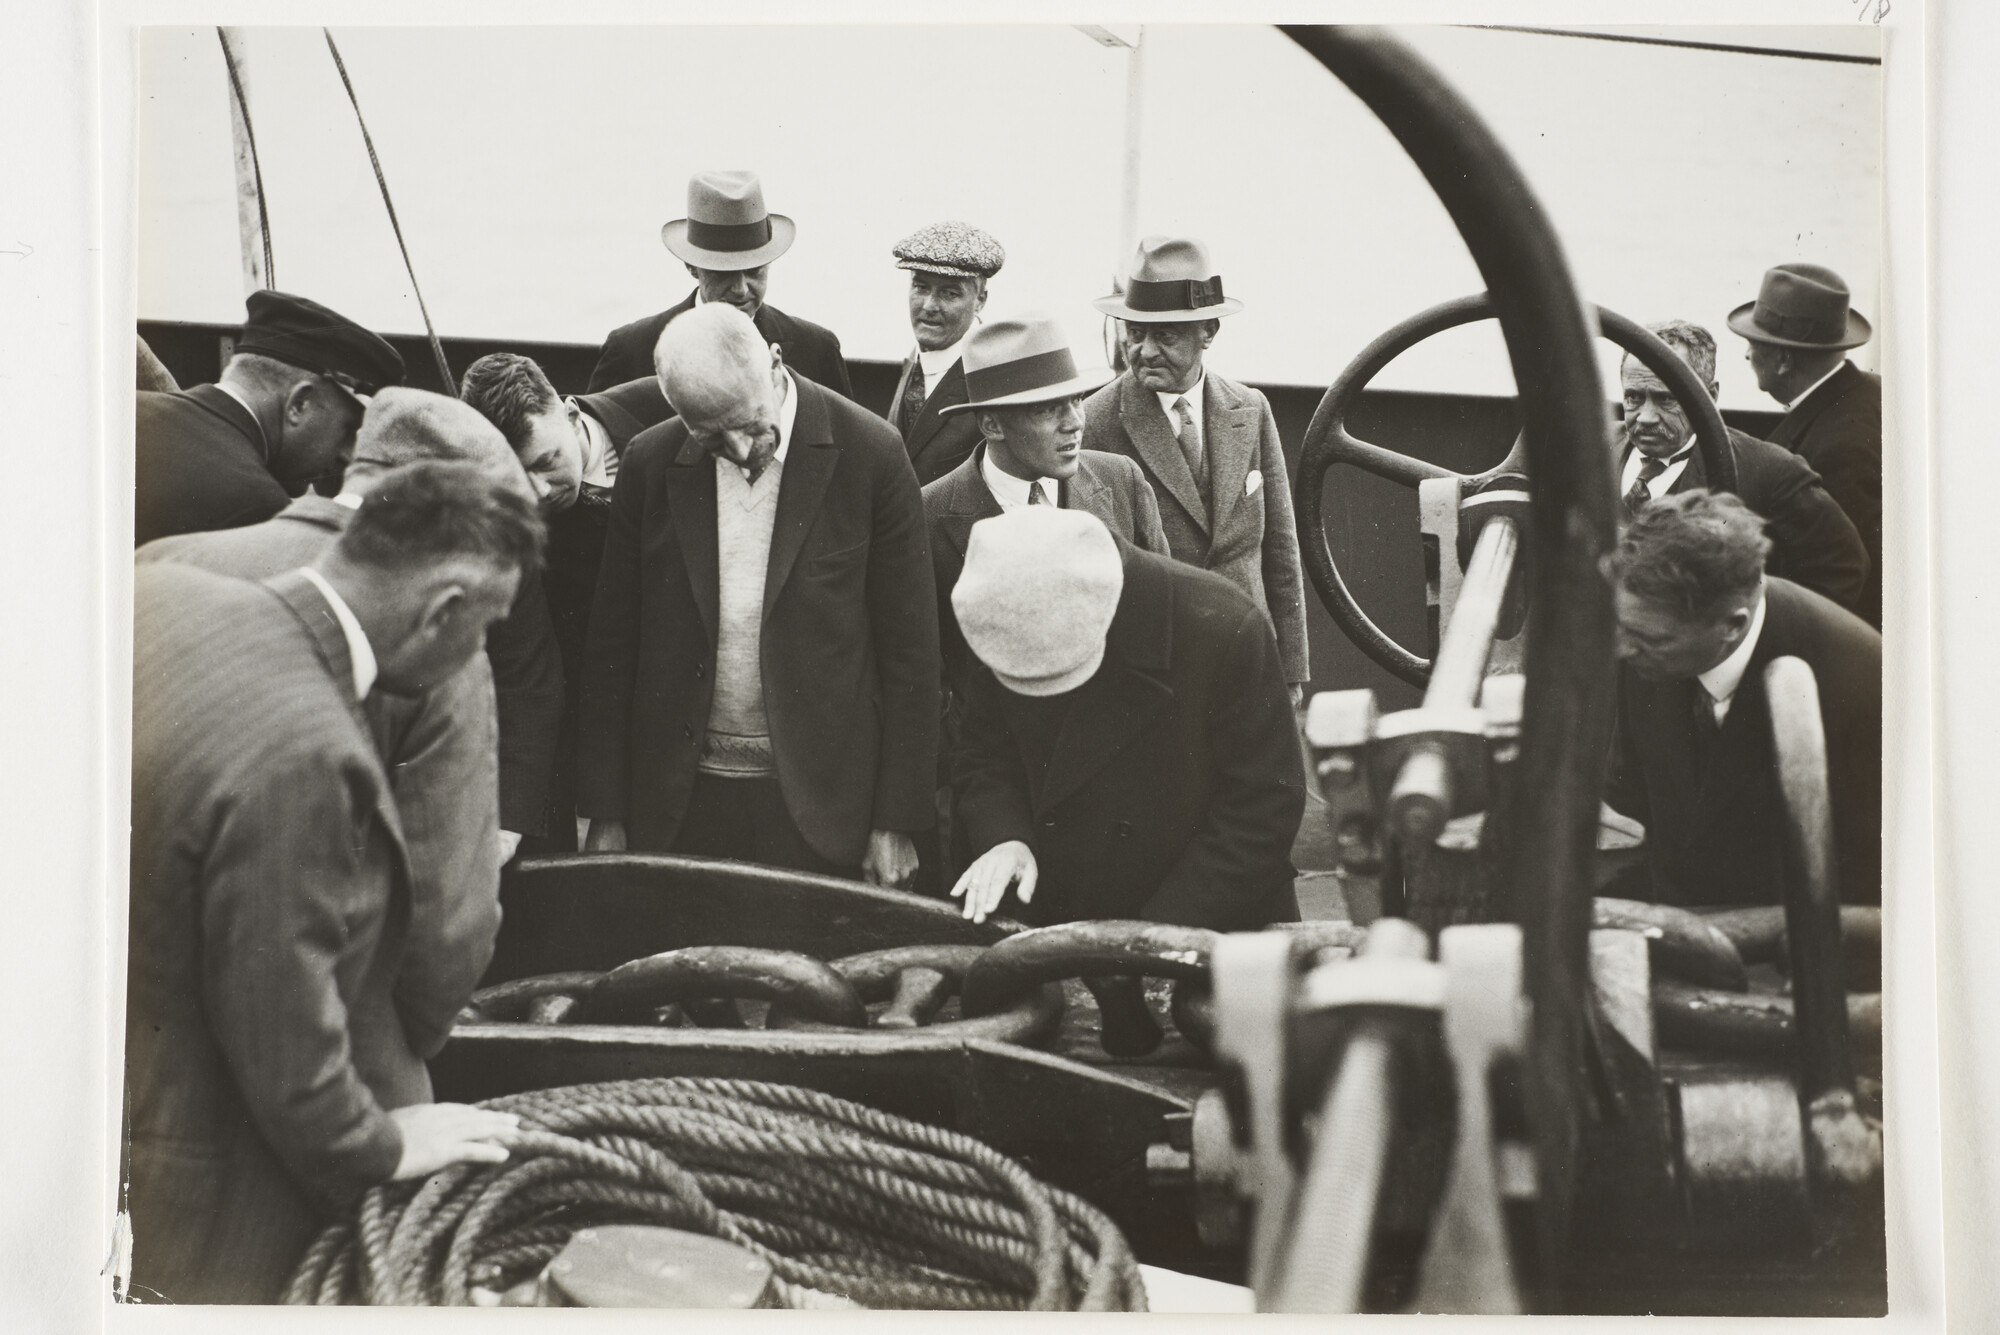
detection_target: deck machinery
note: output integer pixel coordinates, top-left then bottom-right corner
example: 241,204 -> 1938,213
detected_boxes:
433,26 -> 1885,1315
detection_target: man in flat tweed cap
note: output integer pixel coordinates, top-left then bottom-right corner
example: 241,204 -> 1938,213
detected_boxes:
135,289 -> 404,546
887,221 -> 1005,484
948,507 -> 1304,931
587,171 -> 852,400
1081,236 -> 1309,700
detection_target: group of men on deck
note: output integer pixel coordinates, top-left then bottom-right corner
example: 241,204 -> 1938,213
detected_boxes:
126,168 -> 1884,1302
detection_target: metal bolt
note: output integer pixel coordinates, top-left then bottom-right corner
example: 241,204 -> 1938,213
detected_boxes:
552,1259 -> 572,1274
575,1229 -> 596,1242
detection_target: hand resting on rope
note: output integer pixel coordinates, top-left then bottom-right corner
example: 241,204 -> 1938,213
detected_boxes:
389,1103 -> 521,1181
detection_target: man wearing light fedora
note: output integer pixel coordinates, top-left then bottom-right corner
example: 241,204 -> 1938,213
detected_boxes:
1082,236 -> 1309,701
586,171 -> 853,401
1729,262 -> 1882,627
947,507 -> 1304,930
887,221 -> 1005,486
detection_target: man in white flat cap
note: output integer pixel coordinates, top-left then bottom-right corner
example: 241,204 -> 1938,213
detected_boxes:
887,220 -> 1006,485
1082,236 -> 1309,702
948,507 -> 1305,929
587,171 -> 852,400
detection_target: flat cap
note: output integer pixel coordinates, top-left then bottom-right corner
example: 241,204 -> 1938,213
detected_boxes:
235,289 -> 405,399
953,508 -> 1123,697
894,221 -> 1005,280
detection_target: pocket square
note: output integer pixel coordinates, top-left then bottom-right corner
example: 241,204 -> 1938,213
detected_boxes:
1246,469 -> 1263,497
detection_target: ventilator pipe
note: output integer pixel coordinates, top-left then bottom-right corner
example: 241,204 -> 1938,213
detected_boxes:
1269,918 -> 1432,1313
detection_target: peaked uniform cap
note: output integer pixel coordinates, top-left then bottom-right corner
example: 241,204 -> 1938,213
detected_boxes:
1094,235 -> 1244,322
953,508 -> 1124,697
662,171 -> 796,270
1726,263 -> 1872,350
894,221 -> 1006,279
937,312 -> 1113,417
234,289 -> 404,400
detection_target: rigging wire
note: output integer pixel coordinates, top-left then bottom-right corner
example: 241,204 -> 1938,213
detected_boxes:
215,29 -> 275,289
322,28 -> 458,397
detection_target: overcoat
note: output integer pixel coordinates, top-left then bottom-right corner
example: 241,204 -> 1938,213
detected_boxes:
576,372 -> 940,864
888,352 -> 983,485
586,293 -> 853,400
1081,371 -> 1310,683
127,564 -> 416,1303
1626,424 -> 1869,613
1608,576 -> 1881,909
134,384 -> 290,546
136,495 -> 501,1058
951,544 -> 1305,930
1765,361 -> 1883,626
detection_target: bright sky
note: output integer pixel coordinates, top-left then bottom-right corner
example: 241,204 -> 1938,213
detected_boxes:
138,24 -> 1881,409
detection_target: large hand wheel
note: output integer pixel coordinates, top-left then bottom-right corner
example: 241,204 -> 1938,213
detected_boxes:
1280,26 -> 1626,1306
1296,293 -> 1739,687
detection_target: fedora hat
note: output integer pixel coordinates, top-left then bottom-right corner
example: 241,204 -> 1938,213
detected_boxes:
661,171 -> 796,271
938,313 -> 1113,417
1726,263 -> 1871,350
1093,235 -> 1244,323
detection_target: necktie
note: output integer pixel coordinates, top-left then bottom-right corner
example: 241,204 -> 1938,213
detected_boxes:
897,360 -> 928,436
1624,455 -> 1668,514
1690,680 -> 1720,773
1026,480 -> 1049,506
1172,396 -> 1207,492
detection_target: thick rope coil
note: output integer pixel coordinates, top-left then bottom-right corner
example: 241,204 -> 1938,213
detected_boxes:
285,1077 -> 1146,1312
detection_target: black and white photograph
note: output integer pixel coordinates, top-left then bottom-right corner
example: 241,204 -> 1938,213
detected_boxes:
12,1 -> 2000,1328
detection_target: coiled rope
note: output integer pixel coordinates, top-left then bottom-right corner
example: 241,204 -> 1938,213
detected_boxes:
284,1077 -> 1146,1311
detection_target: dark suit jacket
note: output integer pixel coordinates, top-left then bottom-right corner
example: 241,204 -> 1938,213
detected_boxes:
1630,425 -> 1869,612
1082,371 -> 1310,682
587,293 -> 854,400
134,385 -> 290,546
136,496 -> 501,1059
1608,577 -> 1881,909
952,544 -> 1305,929
922,444 -> 1170,709
1766,362 -> 1882,626
536,380 -> 662,848
889,352 -> 983,486
577,372 -> 940,864
127,564 -> 416,1303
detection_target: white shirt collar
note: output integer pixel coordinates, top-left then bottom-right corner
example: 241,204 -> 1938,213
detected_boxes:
1786,360 -> 1847,411
297,566 -> 378,701
1620,436 -> 1699,500
917,333 -> 970,389
332,491 -> 364,510
1696,587 -> 1767,723
565,399 -> 615,487
980,447 -> 1058,513
1155,372 -> 1206,438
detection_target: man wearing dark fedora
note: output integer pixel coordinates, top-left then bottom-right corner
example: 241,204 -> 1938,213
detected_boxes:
1081,236 -> 1309,701
1729,263 -> 1882,627
135,289 -> 404,547
947,507 -> 1305,930
586,171 -> 853,400
920,313 -> 1169,886
886,221 -> 1005,485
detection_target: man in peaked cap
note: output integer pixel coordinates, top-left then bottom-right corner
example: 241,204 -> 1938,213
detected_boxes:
1730,263 -> 1883,627
586,171 -> 853,400
135,289 -> 404,546
948,507 -> 1304,930
887,221 -> 1005,485
1081,236 -> 1309,700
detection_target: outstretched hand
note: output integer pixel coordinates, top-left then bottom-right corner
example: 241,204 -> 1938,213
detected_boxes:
950,840 -> 1037,924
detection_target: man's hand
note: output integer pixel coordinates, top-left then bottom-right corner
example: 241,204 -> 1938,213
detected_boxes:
860,829 -> 920,891
582,818 -> 628,853
496,830 -> 523,864
389,1103 -> 520,1181
950,840 -> 1036,924
1288,683 -> 1305,710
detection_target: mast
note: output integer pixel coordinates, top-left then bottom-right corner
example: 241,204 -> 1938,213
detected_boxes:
217,27 -> 270,296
